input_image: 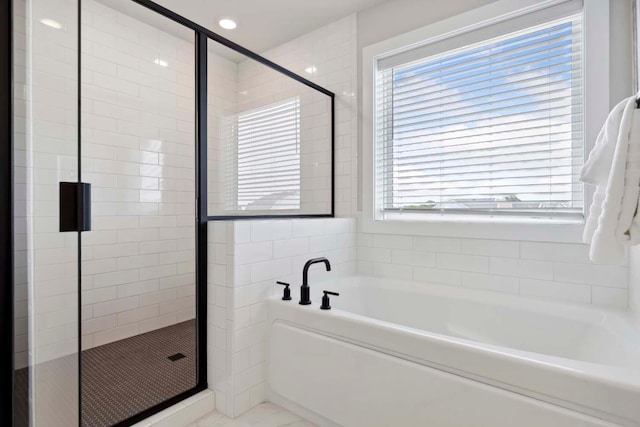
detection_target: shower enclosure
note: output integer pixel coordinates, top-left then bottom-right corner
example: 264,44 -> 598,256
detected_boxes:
4,0 -> 334,425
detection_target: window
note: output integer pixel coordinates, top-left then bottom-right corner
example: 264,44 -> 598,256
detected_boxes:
375,12 -> 584,219
233,97 -> 301,211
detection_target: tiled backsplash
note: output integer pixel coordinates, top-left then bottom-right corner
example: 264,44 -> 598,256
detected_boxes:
357,232 -> 629,308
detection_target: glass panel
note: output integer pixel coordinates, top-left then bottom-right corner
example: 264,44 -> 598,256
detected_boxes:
13,0 -> 80,425
80,1 -> 196,425
207,39 -> 332,217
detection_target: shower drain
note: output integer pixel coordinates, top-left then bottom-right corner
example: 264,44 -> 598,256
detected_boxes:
167,352 -> 187,361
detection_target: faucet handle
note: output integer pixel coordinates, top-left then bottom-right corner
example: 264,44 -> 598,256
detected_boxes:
321,290 -> 339,310
276,281 -> 291,301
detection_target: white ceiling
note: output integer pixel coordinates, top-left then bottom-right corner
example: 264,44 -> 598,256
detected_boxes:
148,0 -> 387,53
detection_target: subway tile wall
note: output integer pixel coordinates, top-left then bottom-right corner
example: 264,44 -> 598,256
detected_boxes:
226,60 -> 332,216
258,15 -> 359,218
206,14 -> 359,418
13,0 -> 28,370
79,0 -> 198,348
357,233 -> 629,308
13,0 -> 80,368
207,15 -> 356,218
207,218 -> 356,418
207,52 -> 237,215
13,0 -> 82,423
207,221 -> 233,417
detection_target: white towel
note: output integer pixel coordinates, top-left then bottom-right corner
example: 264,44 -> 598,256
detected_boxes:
581,94 -> 640,264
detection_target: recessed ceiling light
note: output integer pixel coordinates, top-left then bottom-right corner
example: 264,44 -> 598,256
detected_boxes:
40,18 -> 62,30
304,66 -> 317,74
154,58 -> 168,67
218,18 -> 237,30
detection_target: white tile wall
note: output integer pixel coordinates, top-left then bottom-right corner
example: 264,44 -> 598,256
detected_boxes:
358,233 -> 629,308
207,221 -> 233,417
207,14 -> 357,218
222,63 -> 332,216
207,218 -> 356,418
13,0 -> 80,368
205,14 -> 359,418
13,0 -> 29,370
232,218 -> 355,417
258,16 -> 358,217
207,52 -> 238,215
14,0 -> 82,423
79,0 -> 199,348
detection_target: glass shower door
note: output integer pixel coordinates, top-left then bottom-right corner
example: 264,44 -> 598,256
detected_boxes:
13,0 -> 80,425
13,0 -> 202,424
79,1 -> 197,425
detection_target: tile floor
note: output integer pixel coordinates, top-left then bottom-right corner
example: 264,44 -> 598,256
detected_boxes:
188,403 -> 316,427
14,320 -> 197,427
82,320 -> 197,426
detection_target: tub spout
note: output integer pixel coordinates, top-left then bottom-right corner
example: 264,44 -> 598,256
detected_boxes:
300,257 -> 331,305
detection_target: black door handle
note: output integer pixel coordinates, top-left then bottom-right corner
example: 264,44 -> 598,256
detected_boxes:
59,182 -> 91,232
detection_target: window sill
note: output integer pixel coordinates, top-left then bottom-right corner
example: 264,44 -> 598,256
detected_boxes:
361,212 -> 585,243
380,211 -> 584,225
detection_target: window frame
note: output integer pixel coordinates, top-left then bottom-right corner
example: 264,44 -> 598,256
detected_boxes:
361,0 -> 609,243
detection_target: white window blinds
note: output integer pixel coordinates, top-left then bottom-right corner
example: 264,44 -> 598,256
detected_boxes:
234,97 -> 301,211
375,12 -> 584,218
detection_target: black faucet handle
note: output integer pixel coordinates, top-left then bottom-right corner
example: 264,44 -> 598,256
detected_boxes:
276,281 -> 291,301
321,290 -> 339,310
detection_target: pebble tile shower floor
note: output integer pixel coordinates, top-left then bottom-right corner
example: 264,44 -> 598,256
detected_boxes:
82,319 -> 196,427
14,320 -> 197,427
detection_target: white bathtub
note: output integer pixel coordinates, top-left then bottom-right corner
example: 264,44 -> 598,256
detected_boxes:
266,275 -> 640,427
